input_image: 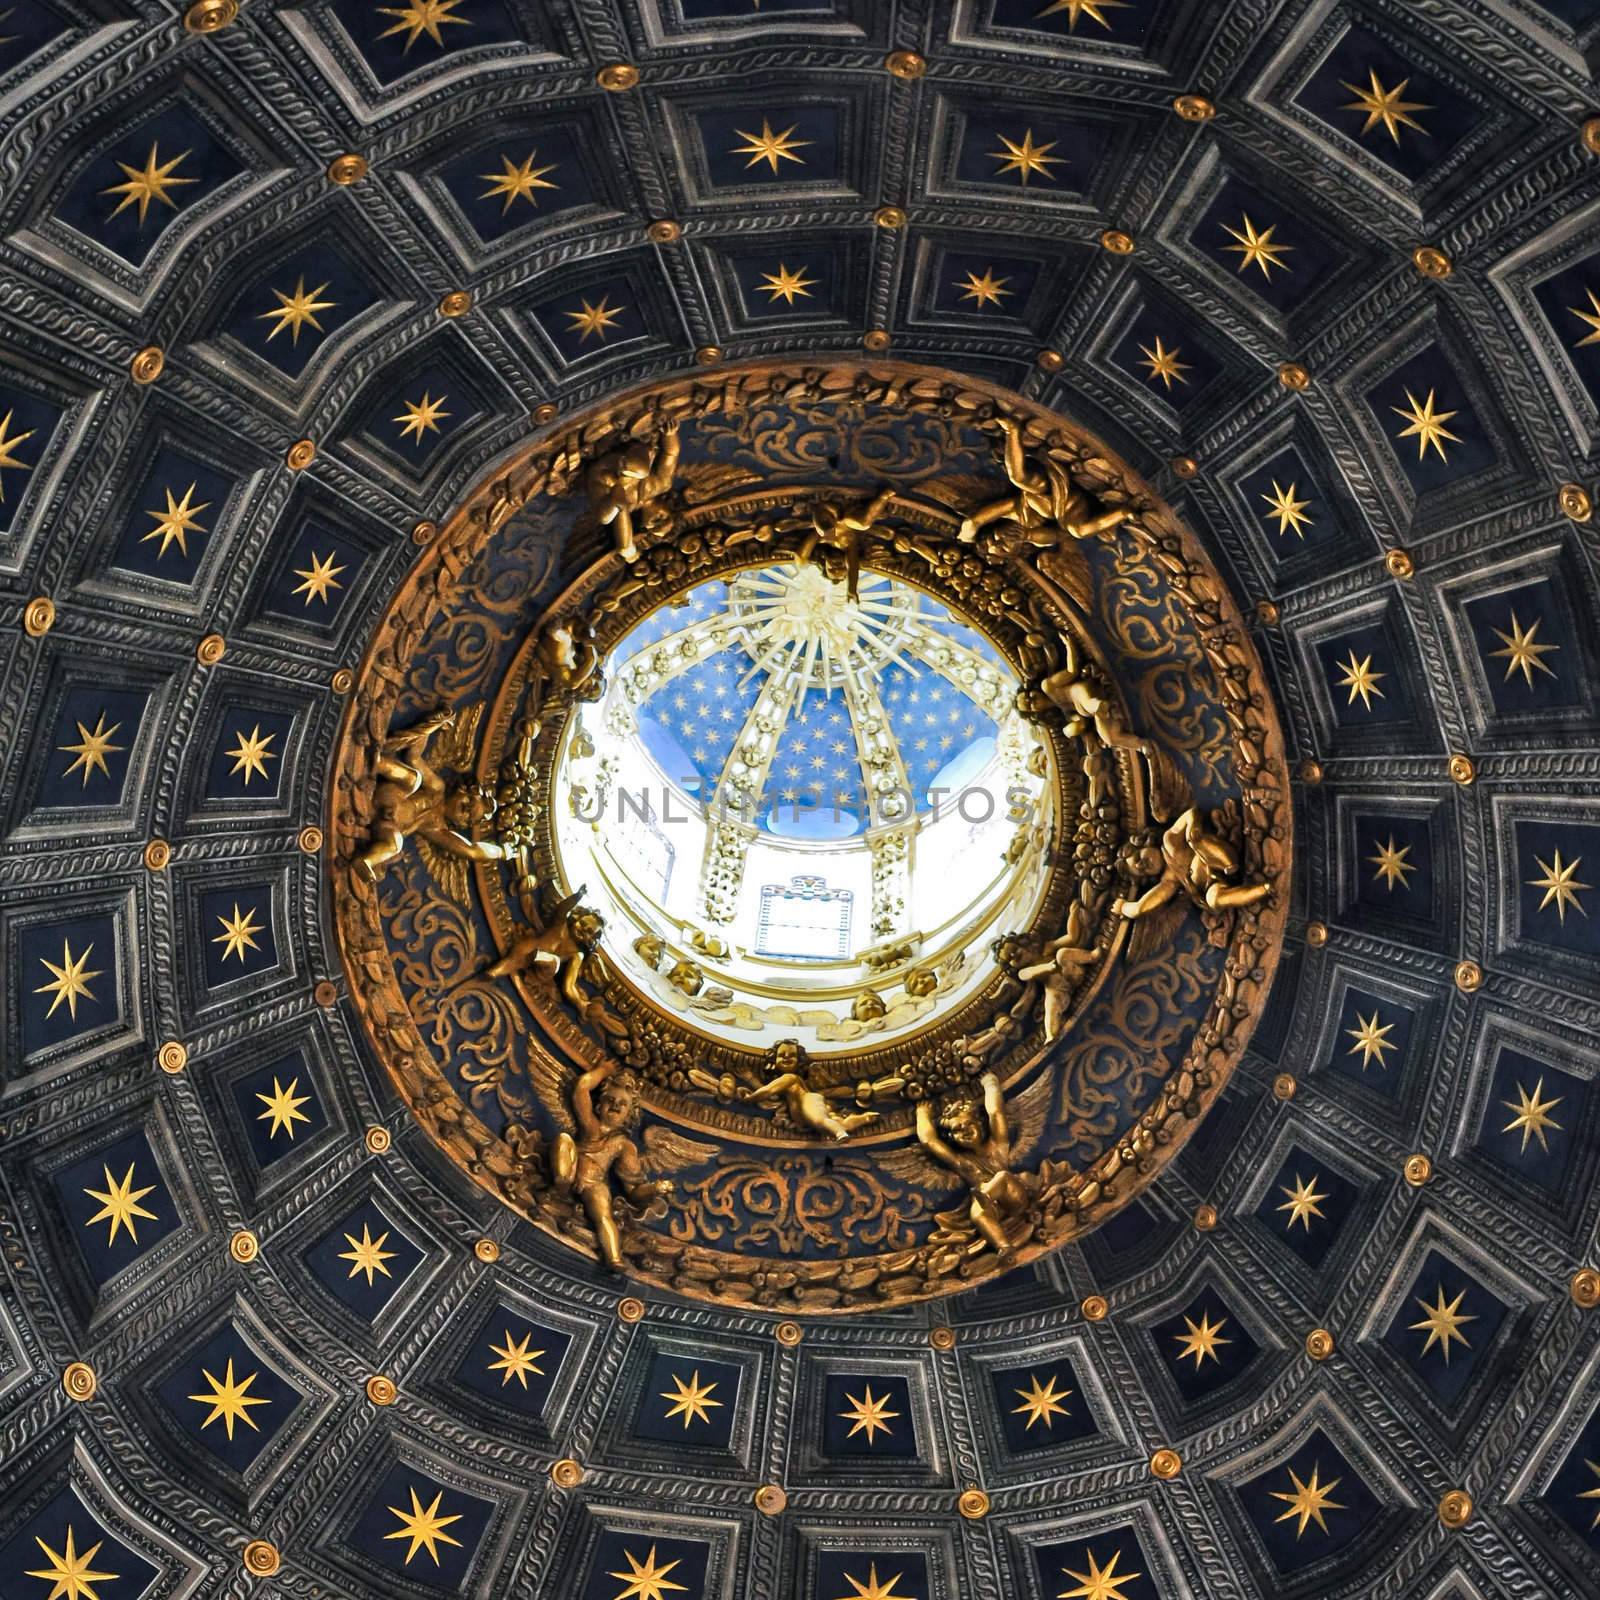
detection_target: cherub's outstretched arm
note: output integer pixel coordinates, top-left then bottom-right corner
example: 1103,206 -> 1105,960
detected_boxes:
429,829 -> 513,864
571,1062 -> 613,1138
644,425 -> 680,496
1118,875 -> 1179,918
915,1100 -> 959,1170
982,1072 -> 1010,1150
998,417 -> 1028,490
613,1139 -> 671,1206
746,1074 -> 802,1105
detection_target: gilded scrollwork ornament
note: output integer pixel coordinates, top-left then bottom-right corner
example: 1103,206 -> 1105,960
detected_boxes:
331,360 -> 1291,1313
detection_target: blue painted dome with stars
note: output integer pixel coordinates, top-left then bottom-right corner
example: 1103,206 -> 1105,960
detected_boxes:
624,564 -> 1008,838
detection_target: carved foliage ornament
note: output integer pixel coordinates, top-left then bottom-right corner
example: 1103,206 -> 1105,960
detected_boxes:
330,362 -> 1291,1312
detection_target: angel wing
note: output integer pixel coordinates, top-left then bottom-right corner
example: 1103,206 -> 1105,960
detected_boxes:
1126,894 -> 1192,966
867,1140 -> 964,1197
913,470 -> 1000,512
1034,543 -> 1096,617
641,1124 -> 722,1175
1143,746 -> 1191,824
680,461 -> 764,506
432,702 -> 484,772
415,833 -> 472,905
1006,1066 -> 1064,1169
522,1044 -> 573,1134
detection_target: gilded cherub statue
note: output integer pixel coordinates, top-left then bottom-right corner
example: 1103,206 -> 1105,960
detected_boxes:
744,1039 -> 904,1141
1016,901 -> 1099,1041
958,417 -> 1129,545
1116,806 -> 1271,920
794,488 -> 897,602
587,423 -> 680,563
551,1061 -> 672,1272
357,704 -> 513,900
914,1072 -> 1032,1261
536,617 -> 602,702
1017,636 -> 1147,759
487,883 -> 606,1006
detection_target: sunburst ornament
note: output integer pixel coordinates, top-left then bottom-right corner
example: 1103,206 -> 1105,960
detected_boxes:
187,1358 -> 270,1439
35,938 -> 103,1020
1410,1284 -> 1477,1361
1057,1544 -> 1143,1600
1501,1076 -> 1564,1154
729,565 -> 923,699
1173,1309 -> 1233,1368
339,1223 -> 396,1285
1369,834 -> 1415,892
660,1369 -> 723,1427
990,127 -> 1064,184
1527,850 -> 1589,924
1261,479 -> 1311,538
394,391 -> 450,445
732,117 -> 811,174
383,1487 -> 464,1566
0,407 -> 37,499
1277,1172 -> 1328,1231
838,1383 -> 899,1444
757,262 -> 817,304
375,0 -> 470,52
1345,1010 -> 1396,1071
1488,611 -> 1559,689
608,1544 -> 689,1600
1334,649 -> 1385,711
957,266 -> 1012,309
292,549 -> 346,606
82,1162 -> 158,1246
1340,68 -> 1430,145
1391,387 -> 1460,462
256,1075 -> 312,1139
102,142 -> 196,224
1137,335 -> 1190,390
479,150 -> 558,213
59,711 -> 125,786
25,1526 -> 121,1600
486,1329 -> 546,1388
1222,213 -> 1293,278
142,482 -> 211,560
1271,1462 -> 1346,1538
566,295 -> 625,342
214,902 -> 264,963
259,277 -> 335,345
1012,1371 -> 1072,1430
1034,0 -> 1128,29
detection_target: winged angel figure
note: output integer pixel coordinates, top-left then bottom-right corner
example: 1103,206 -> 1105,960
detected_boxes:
864,1069 -> 1060,1266
529,1053 -> 716,1272
357,704 -> 514,902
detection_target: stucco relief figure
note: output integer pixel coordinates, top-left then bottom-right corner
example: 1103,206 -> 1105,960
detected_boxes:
794,487 -> 897,601
958,417 -> 1129,545
487,884 -> 605,1007
533,617 -> 603,708
1017,637 -> 1147,757
551,1062 -> 672,1271
1116,806 -> 1271,920
357,704 -> 513,900
915,1072 -> 1032,1262
1017,901 -> 1099,1042
587,423 -> 680,563
744,1040 -> 904,1141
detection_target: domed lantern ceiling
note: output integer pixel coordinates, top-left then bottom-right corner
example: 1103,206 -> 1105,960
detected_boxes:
9,2 -> 1600,1595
